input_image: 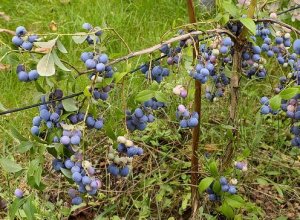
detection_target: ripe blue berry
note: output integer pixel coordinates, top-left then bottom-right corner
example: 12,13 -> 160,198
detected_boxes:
31,126 -> 39,135
71,196 -> 83,205
70,135 -> 81,145
28,70 -> 39,81
15,26 -> 27,36
18,71 -> 28,82
120,166 -> 130,177
14,189 -> 23,198
12,36 -> 23,46
72,172 -> 82,182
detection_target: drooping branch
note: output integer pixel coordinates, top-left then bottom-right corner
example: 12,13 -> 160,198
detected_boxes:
78,28 -> 236,76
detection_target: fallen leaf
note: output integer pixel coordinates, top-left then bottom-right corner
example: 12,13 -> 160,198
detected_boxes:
49,20 -> 57,32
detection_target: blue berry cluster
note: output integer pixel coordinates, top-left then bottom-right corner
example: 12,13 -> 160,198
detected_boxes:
140,65 -> 170,83
126,108 -> 155,131
60,129 -> 82,146
68,112 -> 85,124
259,97 -> 278,115
12,26 -> 38,51
143,97 -> 165,110
85,115 -> 104,130
234,161 -> 248,171
82,23 -> 102,45
92,85 -> 111,101
107,137 -> 143,177
219,177 -> 237,194
206,177 -> 238,202
31,95 -> 63,136
176,105 -> 199,128
52,153 -> 101,205
16,64 -> 39,82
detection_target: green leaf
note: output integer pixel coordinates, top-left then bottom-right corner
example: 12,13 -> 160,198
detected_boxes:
23,198 -> 36,220
9,198 -> 26,220
269,95 -> 281,110
62,98 -> 78,112
72,33 -> 87,44
198,177 -> 214,193
222,1 -> 238,17
17,141 -> 33,153
279,87 -> 299,100
34,38 -> 57,48
83,86 -> 92,97
154,91 -> 168,103
60,168 -> 72,179
239,18 -> 256,35
135,90 -> 155,102
114,72 -> 128,83
208,161 -> 218,177
225,195 -> 245,208
221,13 -> 230,26
218,203 -> 234,219
37,53 -> 55,76
34,167 -> 42,186
0,158 -> 23,173
56,39 -> 68,53
256,177 -> 269,185
52,51 -> 71,71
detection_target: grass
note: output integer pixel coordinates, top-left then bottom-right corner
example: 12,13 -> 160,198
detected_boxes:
0,0 -> 300,219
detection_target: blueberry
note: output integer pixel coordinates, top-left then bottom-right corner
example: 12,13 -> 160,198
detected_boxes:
14,189 -> 23,198
82,23 -> 92,30
228,185 -> 237,194
32,116 -> 42,126
107,164 -> 119,176
96,63 -> 105,72
28,70 -> 39,81
28,35 -> 38,43
68,188 -> 77,198
98,54 -> 108,64
21,41 -> 33,50
82,176 -> 91,185
60,136 -> 71,145
219,177 -> 227,185
70,135 -> 81,145
85,59 -> 97,69
31,126 -> 39,135
72,172 -> 82,182
40,109 -> 51,121
119,166 -> 130,177
71,196 -> 82,205
15,26 -> 27,36
71,166 -> 80,173
94,120 -> 103,129
18,71 -> 28,82
12,36 -> 23,46
65,159 -> 74,169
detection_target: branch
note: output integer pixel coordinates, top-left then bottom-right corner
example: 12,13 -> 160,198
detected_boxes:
0,28 -> 15,35
0,92 -> 83,116
78,28 -> 235,76
255,18 -> 300,35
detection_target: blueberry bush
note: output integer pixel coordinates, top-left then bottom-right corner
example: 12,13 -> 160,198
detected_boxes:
0,0 -> 300,219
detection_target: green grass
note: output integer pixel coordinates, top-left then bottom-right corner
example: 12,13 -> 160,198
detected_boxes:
0,0 -> 300,219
